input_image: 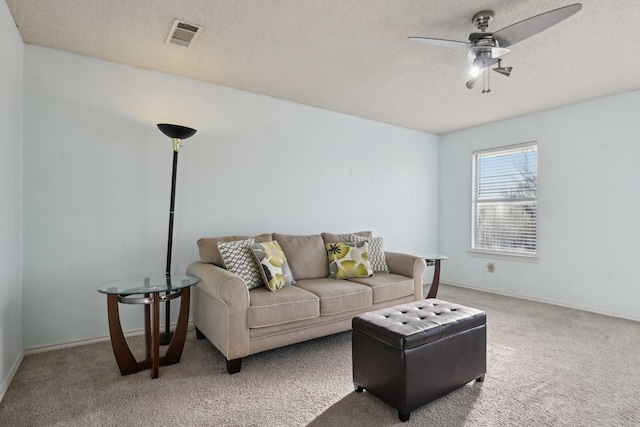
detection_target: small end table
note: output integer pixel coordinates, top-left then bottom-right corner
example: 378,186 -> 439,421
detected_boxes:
97,275 -> 199,378
417,254 -> 448,298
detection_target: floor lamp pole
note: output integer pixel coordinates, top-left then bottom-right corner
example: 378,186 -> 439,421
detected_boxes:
156,124 -> 197,346
160,144 -> 179,345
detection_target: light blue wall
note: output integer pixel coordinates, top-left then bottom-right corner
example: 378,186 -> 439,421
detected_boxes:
11,12 -> 640,363
22,45 -> 440,349
0,0 -> 24,400
439,90 -> 640,320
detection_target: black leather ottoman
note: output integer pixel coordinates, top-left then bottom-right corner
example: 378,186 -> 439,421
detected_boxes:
352,299 -> 486,422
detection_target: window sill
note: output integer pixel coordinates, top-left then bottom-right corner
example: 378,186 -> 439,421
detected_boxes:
468,249 -> 538,263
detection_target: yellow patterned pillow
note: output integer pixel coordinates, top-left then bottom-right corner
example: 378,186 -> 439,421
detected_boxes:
326,241 -> 374,279
250,240 -> 295,291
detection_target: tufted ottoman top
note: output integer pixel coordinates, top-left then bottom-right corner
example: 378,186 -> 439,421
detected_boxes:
352,299 -> 486,351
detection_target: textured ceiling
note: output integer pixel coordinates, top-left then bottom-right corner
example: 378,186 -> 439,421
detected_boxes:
6,0 -> 640,134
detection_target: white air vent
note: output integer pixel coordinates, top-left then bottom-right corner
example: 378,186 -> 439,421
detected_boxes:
166,19 -> 202,47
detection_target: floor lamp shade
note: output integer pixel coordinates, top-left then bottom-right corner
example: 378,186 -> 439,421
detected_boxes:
157,123 -> 197,344
157,124 -> 197,141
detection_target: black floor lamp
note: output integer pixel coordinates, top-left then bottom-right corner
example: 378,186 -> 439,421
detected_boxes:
157,123 -> 197,345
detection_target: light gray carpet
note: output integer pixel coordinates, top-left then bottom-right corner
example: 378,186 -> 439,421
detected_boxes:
1,284 -> 639,426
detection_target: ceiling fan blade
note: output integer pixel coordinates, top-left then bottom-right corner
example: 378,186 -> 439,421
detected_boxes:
492,3 -> 582,48
408,36 -> 472,49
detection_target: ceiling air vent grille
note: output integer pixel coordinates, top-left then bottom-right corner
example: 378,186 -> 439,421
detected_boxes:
166,19 -> 202,47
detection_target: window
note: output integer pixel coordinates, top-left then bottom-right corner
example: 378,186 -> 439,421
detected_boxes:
472,142 -> 537,256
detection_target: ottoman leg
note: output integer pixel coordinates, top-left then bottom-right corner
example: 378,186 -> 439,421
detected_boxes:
399,411 -> 410,422
476,375 -> 485,382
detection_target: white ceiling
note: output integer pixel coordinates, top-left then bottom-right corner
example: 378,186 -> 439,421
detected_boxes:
6,0 -> 640,134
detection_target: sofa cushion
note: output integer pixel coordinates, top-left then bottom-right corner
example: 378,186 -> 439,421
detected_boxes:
218,238 -> 264,290
347,273 -> 414,304
322,230 -> 372,244
198,233 -> 273,267
326,241 -> 374,279
273,233 -> 329,280
248,285 -> 319,328
295,278 -> 372,315
250,240 -> 295,291
350,234 -> 389,273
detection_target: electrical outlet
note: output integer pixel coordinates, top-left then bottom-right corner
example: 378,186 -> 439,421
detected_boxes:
487,263 -> 495,273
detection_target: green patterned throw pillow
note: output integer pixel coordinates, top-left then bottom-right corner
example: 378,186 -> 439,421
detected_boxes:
251,240 -> 296,291
326,241 -> 374,279
349,234 -> 389,273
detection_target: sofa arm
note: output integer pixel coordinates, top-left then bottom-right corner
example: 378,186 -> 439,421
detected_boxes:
187,261 -> 250,309
385,252 -> 426,300
186,261 -> 251,361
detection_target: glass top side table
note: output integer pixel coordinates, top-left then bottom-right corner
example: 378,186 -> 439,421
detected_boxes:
97,275 -> 200,379
416,254 -> 448,299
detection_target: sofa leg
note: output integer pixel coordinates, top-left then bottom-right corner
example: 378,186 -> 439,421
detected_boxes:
476,375 -> 485,382
399,411 -> 410,422
227,358 -> 242,374
355,385 -> 364,393
195,327 -> 205,340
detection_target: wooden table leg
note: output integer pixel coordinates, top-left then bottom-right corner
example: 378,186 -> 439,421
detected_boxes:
161,287 -> 190,366
106,295 -> 139,375
151,292 -> 160,379
426,260 -> 441,299
104,285 -> 193,378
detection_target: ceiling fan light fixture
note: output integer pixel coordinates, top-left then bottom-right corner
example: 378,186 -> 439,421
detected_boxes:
494,66 -> 513,77
493,59 -> 513,77
466,74 -> 482,89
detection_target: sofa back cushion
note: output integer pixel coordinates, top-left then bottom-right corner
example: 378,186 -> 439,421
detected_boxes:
273,233 -> 328,280
198,233 -> 273,267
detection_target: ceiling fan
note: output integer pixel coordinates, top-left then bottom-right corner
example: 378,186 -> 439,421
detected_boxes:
409,3 -> 582,92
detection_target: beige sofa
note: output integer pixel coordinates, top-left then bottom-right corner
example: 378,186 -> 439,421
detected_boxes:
186,231 -> 426,373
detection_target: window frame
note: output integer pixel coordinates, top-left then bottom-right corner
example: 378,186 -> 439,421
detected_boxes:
471,141 -> 538,259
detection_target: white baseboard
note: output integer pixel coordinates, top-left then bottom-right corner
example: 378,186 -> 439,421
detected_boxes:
0,350 -> 24,404
24,320 -> 195,355
442,281 -> 640,323
25,329 -> 143,355
3,321 -> 194,403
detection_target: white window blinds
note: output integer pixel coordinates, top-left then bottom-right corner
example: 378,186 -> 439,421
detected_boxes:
472,142 -> 537,255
